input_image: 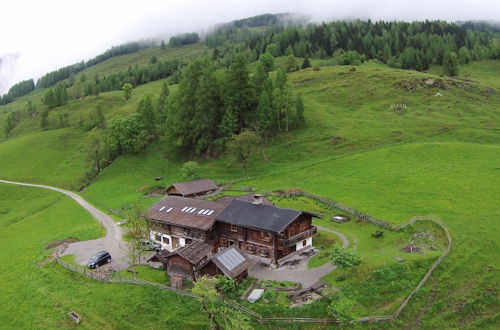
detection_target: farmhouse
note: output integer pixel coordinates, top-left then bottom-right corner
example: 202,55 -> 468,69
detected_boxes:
150,242 -> 254,288
148,191 -> 319,267
166,178 -> 218,198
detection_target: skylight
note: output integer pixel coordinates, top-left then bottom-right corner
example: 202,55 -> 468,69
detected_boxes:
159,206 -> 166,211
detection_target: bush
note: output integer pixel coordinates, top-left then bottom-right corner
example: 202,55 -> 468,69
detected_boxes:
330,245 -> 361,269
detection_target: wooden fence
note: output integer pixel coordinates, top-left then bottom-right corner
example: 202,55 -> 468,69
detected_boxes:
55,192 -> 452,325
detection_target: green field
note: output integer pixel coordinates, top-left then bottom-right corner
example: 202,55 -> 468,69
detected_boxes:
0,183 -> 208,329
0,51 -> 499,328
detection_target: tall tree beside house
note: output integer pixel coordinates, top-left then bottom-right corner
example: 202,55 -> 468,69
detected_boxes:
192,276 -> 251,330
227,129 -> 260,177
122,204 -> 151,273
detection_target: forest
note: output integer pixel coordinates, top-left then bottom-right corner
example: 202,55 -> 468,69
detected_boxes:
2,18 -> 499,107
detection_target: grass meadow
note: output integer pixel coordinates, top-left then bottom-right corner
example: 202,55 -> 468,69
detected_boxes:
0,56 -> 498,327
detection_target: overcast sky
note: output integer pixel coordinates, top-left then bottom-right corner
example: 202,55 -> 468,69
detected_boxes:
1,0 -> 499,94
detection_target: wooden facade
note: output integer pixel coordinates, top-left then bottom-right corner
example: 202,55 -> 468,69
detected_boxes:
216,213 -> 317,263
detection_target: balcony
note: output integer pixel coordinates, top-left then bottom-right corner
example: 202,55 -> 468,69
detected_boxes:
278,226 -> 317,248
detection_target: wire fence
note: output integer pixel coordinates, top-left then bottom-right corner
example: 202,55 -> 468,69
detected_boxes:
55,191 -> 452,325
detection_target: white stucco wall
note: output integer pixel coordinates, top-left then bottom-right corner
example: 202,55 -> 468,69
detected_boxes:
295,236 -> 312,251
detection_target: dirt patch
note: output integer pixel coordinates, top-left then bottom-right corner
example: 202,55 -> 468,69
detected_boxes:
144,185 -> 167,197
39,243 -> 69,267
393,77 -> 487,93
46,238 -> 79,249
331,136 -> 346,145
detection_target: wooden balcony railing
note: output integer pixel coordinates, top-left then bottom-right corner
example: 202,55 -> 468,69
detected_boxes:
278,226 -> 317,248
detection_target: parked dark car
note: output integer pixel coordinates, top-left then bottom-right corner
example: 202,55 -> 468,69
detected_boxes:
86,251 -> 112,268
141,239 -> 162,252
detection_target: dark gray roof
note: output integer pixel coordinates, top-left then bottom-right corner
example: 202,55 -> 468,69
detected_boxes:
215,193 -> 274,206
216,200 -> 303,233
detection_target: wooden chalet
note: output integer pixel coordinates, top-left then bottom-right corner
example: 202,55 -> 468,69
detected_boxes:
148,196 -> 226,251
149,241 -> 253,288
215,198 -> 319,264
148,191 -> 319,267
166,178 -> 218,198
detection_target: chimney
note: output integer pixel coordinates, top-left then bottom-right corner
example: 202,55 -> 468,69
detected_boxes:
252,194 -> 263,205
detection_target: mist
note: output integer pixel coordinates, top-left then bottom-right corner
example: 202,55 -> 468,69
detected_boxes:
1,0 -> 500,94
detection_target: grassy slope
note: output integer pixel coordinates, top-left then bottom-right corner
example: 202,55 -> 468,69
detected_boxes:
0,128 -> 88,189
0,183 -> 208,329
0,43 -> 201,131
0,57 -> 499,327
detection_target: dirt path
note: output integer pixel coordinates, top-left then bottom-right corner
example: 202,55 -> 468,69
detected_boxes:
315,225 -> 354,249
0,179 -> 127,270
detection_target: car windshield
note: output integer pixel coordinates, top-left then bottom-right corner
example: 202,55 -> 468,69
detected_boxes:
89,256 -> 99,261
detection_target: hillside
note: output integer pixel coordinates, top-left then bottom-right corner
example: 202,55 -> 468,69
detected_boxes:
0,21 -> 499,328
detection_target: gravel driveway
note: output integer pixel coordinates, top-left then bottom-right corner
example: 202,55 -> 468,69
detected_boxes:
0,179 -> 127,271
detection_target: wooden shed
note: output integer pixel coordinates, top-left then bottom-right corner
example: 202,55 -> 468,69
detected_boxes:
166,179 -> 218,198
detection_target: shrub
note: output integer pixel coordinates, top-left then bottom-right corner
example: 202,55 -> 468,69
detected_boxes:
330,245 -> 361,269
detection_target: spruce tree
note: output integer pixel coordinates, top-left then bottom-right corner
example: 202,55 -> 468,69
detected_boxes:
442,51 -> 459,76
301,57 -> 311,69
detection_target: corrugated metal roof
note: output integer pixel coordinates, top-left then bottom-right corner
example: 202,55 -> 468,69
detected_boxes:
210,246 -> 254,279
216,248 -> 246,271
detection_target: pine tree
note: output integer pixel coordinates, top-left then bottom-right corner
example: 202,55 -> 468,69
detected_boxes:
40,109 -> 49,130
137,96 -> 156,136
442,51 -> 459,76
44,88 -> 56,109
160,40 -> 166,50
301,57 -> 311,69
286,55 -> 297,72
223,55 -> 255,129
157,82 -> 170,124
254,88 -> 272,140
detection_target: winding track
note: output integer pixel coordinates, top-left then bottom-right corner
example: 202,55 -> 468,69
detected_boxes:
315,225 -> 352,248
0,179 -> 127,270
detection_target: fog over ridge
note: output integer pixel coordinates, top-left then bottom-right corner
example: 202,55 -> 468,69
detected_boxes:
1,0 -> 500,94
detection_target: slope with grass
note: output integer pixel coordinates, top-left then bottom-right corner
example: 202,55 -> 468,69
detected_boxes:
0,183 -> 208,329
0,55 -> 499,327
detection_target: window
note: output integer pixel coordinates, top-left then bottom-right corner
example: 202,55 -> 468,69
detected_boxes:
163,237 -> 170,245
154,234 -> 162,242
230,224 -> 238,232
302,240 -> 307,247
261,231 -> 271,241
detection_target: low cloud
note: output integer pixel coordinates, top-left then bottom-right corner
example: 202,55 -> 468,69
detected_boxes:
1,0 -> 500,94
0,53 -> 21,95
